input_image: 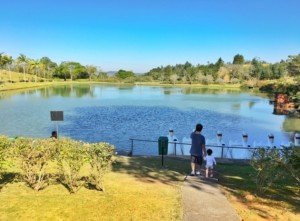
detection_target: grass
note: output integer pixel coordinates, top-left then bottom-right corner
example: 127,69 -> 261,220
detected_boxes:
0,156 -> 190,221
217,163 -> 300,221
0,156 -> 299,220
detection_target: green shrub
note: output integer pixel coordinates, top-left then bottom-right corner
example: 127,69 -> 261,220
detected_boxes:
280,147 -> 300,184
87,143 -> 114,191
250,147 -> 285,194
12,138 -> 58,191
0,136 -> 10,179
56,139 -> 89,193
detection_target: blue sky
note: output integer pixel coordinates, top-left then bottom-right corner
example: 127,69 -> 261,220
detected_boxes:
1,0 -> 300,72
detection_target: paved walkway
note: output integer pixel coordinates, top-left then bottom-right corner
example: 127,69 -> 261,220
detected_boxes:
182,175 -> 241,221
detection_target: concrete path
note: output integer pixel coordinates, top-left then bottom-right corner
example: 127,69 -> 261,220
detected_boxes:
182,175 -> 241,221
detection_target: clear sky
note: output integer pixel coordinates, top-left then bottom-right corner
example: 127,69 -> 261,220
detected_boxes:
1,0 -> 300,73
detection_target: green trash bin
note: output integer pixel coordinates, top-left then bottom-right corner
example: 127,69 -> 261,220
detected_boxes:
158,136 -> 168,155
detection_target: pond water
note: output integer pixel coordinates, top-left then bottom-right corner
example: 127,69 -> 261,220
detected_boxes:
0,84 -> 296,155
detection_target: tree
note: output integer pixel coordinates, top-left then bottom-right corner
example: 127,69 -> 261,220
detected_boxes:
40,57 -> 57,79
115,70 -> 134,79
29,59 -> 40,82
233,54 -> 245,64
86,65 -> 97,81
17,54 -> 29,81
5,56 -> 14,82
55,62 -> 86,80
0,54 -> 13,82
169,74 -> 178,84
287,54 -> 300,77
215,57 -> 224,68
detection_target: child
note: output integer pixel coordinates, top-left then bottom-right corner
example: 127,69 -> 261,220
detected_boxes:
205,149 -> 216,178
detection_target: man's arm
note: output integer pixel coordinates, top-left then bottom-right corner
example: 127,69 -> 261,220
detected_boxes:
202,144 -> 206,157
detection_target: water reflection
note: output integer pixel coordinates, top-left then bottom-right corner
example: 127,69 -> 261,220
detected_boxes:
0,84 -> 297,153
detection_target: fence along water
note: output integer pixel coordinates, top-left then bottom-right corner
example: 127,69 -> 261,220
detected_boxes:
129,132 -> 300,159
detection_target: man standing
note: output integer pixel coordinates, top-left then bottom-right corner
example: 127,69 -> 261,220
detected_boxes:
190,124 -> 206,176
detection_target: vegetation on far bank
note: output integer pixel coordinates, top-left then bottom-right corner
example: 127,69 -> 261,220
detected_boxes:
1,52 -> 299,107
0,52 -> 299,85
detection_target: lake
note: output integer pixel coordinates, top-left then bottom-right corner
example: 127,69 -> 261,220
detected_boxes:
0,84 -> 296,155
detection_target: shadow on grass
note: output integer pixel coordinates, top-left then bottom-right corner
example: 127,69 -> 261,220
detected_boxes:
112,156 -> 219,195
112,156 -> 191,185
217,163 -> 300,214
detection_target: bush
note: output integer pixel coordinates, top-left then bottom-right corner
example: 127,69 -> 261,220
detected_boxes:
250,147 -> 300,194
56,139 -> 89,193
0,136 -> 10,179
12,138 -> 58,191
230,78 -> 240,84
280,147 -> 300,184
250,147 -> 285,194
215,78 -> 225,84
87,143 -> 114,191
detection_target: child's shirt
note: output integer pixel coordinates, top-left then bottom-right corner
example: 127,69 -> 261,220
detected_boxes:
206,155 -> 216,167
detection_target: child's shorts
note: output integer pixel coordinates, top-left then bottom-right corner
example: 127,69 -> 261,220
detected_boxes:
206,165 -> 213,169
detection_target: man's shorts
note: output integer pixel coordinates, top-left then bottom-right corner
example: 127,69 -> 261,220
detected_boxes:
191,155 -> 203,165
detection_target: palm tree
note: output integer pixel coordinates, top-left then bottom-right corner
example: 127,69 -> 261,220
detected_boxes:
0,54 -> 13,82
29,59 -> 40,82
4,56 -> 13,82
17,54 -> 28,82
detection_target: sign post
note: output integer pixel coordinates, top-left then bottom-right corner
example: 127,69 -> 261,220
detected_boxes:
50,111 -> 64,138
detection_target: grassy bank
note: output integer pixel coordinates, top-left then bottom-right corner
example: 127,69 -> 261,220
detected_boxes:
0,82 -> 56,92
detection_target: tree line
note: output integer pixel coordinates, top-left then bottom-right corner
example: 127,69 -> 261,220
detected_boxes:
146,54 -> 300,85
0,52 -> 299,84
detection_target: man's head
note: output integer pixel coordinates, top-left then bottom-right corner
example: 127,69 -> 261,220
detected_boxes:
207,149 -> 213,156
169,129 -> 174,136
195,124 -> 203,132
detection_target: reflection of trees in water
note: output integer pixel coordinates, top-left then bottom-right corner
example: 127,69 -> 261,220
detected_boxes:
117,86 -> 134,91
283,117 -> 300,132
182,87 -> 242,95
39,85 -> 95,98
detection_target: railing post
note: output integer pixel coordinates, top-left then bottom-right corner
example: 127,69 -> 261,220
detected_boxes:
129,139 -> 134,156
174,143 -> 177,156
221,144 -> 225,158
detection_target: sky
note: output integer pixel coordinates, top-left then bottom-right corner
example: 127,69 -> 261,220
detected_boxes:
1,0 -> 300,73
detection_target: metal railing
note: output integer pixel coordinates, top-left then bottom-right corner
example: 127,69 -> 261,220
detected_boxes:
129,138 -> 289,159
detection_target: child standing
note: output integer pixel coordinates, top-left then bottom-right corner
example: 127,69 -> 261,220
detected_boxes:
205,149 -> 216,178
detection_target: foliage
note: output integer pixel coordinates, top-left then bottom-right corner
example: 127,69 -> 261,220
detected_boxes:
233,54 -> 245,64
54,61 -> 87,80
0,136 -> 10,179
12,138 -> 58,191
56,138 -> 89,193
280,147 -> 300,184
287,54 -> 300,77
250,147 -> 285,194
1,51 -> 300,84
115,69 -> 135,79
85,65 -> 97,81
86,143 -> 114,191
